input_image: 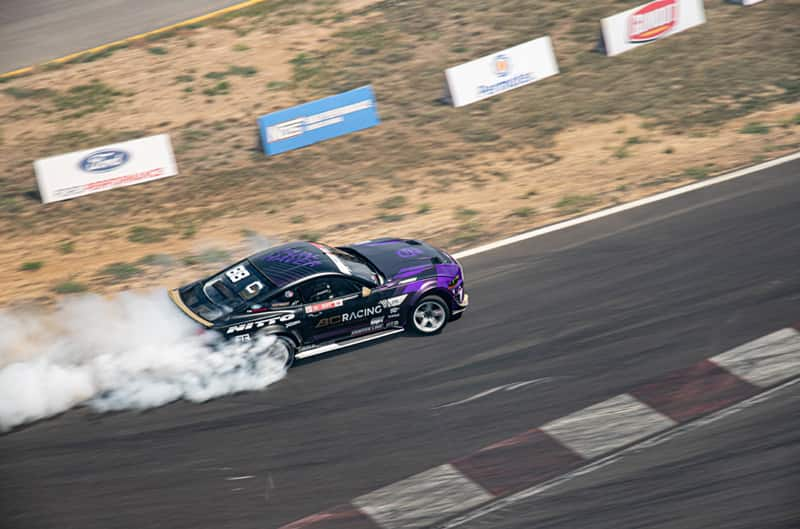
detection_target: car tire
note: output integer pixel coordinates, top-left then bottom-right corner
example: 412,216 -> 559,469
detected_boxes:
255,334 -> 296,369
408,294 -> 450,335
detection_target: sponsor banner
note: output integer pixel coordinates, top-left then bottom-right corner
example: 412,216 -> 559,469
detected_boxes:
600,0 -> 706,57
444,36 -> 559,108
34,134 -> 177,204
258,85 -> 379,156
726,0 -> 764,4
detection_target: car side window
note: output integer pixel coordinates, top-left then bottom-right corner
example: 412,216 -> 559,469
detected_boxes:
299,277 -> 361,303
262,288 -> 300,308
331,278 -> 363,298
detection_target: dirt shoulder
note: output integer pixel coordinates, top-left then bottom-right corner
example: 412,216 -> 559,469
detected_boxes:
0,0 -> 798,306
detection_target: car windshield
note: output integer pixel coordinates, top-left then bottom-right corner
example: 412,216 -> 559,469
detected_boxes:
329,248 -> 383,285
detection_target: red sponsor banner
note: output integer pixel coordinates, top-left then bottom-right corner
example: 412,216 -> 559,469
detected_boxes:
600,0 -> 705,56
629,0 -> 678,43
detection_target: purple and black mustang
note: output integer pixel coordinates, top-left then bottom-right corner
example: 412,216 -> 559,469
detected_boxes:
169,238 -> 468,367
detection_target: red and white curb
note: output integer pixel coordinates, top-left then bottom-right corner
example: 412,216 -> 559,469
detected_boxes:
277,326 -> 800,529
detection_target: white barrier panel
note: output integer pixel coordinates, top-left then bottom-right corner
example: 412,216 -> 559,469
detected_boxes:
445,36 -> 559,108
727,0 -> 765,4
34,134 -> 177,203
600,0 -> 706,57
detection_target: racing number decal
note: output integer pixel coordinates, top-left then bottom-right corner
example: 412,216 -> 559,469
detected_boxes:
225,265 -> 251,283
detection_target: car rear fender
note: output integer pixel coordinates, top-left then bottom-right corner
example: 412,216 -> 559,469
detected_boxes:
278,328 -> 303,348
254,328 -> 302,349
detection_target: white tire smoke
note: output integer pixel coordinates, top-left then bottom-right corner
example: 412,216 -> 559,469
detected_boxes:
0,290 -> 287,432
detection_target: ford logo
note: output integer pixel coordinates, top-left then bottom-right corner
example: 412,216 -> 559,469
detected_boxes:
79,149 -> 130,173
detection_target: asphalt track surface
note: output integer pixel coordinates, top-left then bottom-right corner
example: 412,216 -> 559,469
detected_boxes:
0,0 -> 245,73
456,383 -> 800,529
1,157 -> 799,529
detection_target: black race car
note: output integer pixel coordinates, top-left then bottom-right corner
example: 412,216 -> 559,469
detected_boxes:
169,238 -> 468,367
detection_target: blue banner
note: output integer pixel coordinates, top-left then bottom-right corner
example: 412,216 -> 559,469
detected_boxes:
258,85 -> 380,155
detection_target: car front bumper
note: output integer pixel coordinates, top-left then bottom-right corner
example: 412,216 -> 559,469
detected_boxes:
452,292 -> 469,313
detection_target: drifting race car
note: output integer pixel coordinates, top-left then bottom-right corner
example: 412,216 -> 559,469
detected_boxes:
168,238 -> 468,367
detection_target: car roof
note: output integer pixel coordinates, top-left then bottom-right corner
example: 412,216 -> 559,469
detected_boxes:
248,242 -> 342,288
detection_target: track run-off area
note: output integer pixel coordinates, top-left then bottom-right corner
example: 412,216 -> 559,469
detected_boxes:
2,155 -> 799,528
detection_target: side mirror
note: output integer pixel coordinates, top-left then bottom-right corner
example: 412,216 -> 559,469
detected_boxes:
361,286 -> 372,298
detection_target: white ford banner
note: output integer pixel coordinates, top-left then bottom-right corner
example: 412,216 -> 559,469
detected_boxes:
600,0 -> 706,57
34,134 -> 178,203
444,36 -> 559,108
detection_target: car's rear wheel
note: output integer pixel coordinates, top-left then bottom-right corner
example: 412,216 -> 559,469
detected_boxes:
409,295 -> 450,335
255,334 -> 296,369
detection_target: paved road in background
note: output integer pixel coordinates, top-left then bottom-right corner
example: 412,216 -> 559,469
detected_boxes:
1,157 -> 799,529
0,0 -> 246,73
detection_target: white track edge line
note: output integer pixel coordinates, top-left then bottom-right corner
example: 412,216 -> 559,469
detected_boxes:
433,376 -> 800,529
452,151 -> 800,260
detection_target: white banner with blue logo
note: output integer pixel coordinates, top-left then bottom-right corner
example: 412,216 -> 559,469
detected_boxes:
258,85 -> 380,155
444,36 -> 559,108
34,134 -> 177,203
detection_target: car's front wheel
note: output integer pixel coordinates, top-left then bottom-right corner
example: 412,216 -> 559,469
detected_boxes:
408,295 -> 450,335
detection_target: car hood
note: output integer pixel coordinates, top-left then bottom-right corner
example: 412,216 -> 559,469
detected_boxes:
342,238 -> 454,280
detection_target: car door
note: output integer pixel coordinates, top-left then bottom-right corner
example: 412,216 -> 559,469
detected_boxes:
298,276 -> 380,343
368,285 -> 409,329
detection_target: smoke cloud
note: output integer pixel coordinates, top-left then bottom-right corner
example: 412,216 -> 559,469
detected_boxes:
0,290 -> 287,432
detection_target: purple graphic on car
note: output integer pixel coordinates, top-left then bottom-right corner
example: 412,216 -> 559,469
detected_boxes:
435,263 -> 460,277
263,249 -> 322,267
396,247 -> 425,258
402,279 -> 432,294
394,265 -> 431,280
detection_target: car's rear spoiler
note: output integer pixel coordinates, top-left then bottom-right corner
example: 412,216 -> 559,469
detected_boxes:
168,288 -> 213,328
